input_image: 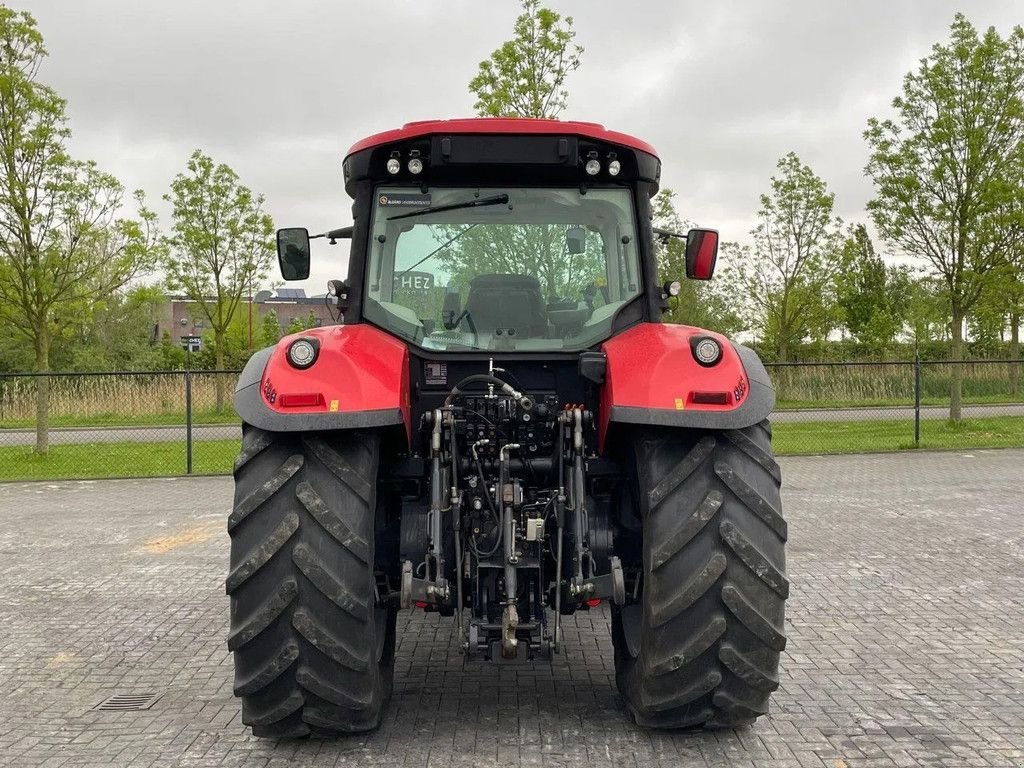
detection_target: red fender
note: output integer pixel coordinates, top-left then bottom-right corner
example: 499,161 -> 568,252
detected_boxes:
234,324 -> 411,445
598,323 -> 774,451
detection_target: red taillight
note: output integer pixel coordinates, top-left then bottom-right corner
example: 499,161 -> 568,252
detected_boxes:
278,392 -> 324,408
584,598 -> 602,608
691,391 -> 730,405
413,600 -> 429,610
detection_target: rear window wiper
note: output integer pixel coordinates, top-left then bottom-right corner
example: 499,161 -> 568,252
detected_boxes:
387,193 -> 509,221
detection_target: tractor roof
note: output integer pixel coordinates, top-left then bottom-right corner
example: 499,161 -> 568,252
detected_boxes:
345,118 -> 658,160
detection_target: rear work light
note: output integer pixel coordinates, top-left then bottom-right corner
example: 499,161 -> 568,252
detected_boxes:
407,150 -> 423,175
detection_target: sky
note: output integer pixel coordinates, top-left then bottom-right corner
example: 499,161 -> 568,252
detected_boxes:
20,0 -> 1024,293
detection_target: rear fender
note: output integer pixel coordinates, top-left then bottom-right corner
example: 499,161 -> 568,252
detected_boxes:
599,323 -> 774,450
234,324 -> 411,445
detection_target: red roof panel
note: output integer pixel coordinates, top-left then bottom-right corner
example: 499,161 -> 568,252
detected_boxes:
345,117 -> 658,159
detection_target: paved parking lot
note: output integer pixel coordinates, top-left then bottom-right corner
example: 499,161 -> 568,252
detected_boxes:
1,449 -> 1022,767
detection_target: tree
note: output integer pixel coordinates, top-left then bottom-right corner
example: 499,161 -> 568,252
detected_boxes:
652,189 -> 743,334
0,8 -> 158,453
834,224 -> 911,354
258,308 -> 281,348
734,153 -> 844,360
865,14 -> 1024,420
904,275 -> 949,347
469,0 -> 583,119
58,284 -> 166,371
163,150 -> 274,409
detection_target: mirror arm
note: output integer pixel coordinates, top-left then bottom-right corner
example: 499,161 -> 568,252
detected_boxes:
652,226 -> 686,241
310,226 -> 354,245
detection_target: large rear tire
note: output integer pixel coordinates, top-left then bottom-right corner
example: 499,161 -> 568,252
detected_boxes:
613,420 -> 787,729
227,425 -> 397,738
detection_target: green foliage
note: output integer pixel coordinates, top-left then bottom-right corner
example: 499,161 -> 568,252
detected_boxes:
0,7 -> 160,366
834,224 -> 912,353
53,284 -> 166,371
0,8 -> 160,451
157,330 -> 187,369
258,309 -> 282,347
864,14 -> 1024,350
284,309 -> 320,336
162,150 -> 275,373
652,189 -> 743,334
903,275 -> 949,346
734,153 -> 845,359
469,0 -> 583,118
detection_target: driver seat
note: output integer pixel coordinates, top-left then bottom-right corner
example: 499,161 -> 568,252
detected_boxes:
464,273 -> 547,337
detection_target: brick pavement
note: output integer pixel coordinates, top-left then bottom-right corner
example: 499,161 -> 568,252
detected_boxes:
0,449 -> 1022,767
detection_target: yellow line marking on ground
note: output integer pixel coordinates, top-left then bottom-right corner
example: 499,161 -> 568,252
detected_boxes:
45,652 -> 78,669
144,522 -> 220,554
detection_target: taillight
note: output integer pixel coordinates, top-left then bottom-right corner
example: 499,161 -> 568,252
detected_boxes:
278,393 -> 324,408
691,391 -> 730,405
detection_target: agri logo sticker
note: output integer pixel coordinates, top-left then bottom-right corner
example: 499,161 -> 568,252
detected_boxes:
378,193 -> 432,208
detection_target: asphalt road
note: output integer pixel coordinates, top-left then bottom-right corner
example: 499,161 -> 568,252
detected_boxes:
1,449 -> 1022,766
1,402 -> 1023,446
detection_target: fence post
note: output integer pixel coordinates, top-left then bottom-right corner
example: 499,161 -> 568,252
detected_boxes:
185,369 -> 193,474
913,351 -> 921,448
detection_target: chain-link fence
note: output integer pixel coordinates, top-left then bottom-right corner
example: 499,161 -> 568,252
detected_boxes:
2,360 -> 1023,481
767,359 -> 1024,455
0,370 -> 241,482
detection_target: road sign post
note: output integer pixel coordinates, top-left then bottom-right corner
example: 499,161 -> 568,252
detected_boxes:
180,335 -> 200,474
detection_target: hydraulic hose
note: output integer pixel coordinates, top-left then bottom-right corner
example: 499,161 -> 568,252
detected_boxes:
443,374 -> 524,407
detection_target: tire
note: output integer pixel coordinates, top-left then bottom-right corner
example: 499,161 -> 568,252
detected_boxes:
227,425 -> 397,738
612,420 -> 787,729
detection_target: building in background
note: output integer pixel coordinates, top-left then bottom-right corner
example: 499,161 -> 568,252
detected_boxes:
155,289 -> 336,347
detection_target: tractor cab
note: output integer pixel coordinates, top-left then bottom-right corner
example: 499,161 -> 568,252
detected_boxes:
276,118 -> 718,351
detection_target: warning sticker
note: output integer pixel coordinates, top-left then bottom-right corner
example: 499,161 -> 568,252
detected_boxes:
378,193 -> 432,208
424,361 -> 448,386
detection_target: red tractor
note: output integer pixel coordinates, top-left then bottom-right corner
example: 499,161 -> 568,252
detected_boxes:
227,118 -> 787,737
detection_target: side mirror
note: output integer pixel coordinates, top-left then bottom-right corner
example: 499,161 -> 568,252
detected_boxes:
277,228 -> 311,281
685,228 -> 719,280
566,225 -> 586,255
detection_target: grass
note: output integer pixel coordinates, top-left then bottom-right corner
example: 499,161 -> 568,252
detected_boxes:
0,408 -> 239,429
772,415 -> 1024,455
775,393 -> 1023,410
2,416 -> 1024,481
0,439 -> 239,481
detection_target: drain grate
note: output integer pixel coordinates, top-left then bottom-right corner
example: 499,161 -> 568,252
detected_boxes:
93,692 -> 162,711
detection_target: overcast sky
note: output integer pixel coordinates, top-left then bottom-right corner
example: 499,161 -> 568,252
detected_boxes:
21,0 -> 1024,291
